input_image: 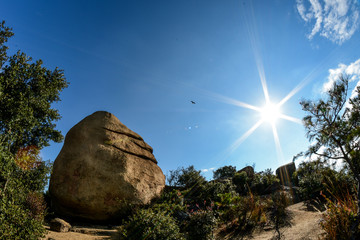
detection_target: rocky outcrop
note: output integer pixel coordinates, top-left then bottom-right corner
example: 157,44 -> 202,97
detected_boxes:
49,111 -> 165,221
276,162 -> 296,187
238,166 -> 255,179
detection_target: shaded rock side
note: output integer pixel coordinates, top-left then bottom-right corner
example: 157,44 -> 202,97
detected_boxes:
49,111 -> 165,221
276,162 -> 296,187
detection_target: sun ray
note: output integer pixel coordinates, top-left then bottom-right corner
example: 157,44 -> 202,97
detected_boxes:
193,87 -> 262,112
207,92 -> 262,112
227,119 -> 263,154
277,44 -> 343,108
279,114 -> 303,125
272,123 -> 284,162
242,2 -> 270,103
278,74 -> 313,107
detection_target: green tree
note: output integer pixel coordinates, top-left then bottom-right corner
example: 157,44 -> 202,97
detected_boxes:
167,165 -> 206,189
167,165 -> 207,204
300,75 -> 360,238
0,21 -> 67,239
213,165 -> 236,180
0,21 -> 68,153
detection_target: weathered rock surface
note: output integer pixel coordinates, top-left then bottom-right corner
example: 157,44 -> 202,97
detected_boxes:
49,111 -> 165,221
50,218 -> 71,232
276,162 -> 296,187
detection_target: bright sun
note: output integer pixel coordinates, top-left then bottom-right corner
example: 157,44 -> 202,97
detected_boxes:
261,102 -> 281,124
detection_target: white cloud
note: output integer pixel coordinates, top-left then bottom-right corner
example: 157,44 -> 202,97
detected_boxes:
323,58 -> 360,92
296,0 -> 360,44
201,167 -> 215,173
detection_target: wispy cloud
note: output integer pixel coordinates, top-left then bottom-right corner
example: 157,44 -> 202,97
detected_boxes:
323,58 -> 360,92
296,0 -> 360,44
201,167 -> 215,173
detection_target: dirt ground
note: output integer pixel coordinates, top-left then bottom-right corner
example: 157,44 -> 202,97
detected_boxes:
248,201 -> 325,240
42,224 -> 119,240
42,201 -> 325,240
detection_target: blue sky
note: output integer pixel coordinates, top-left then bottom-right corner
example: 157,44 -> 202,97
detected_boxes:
2,0 -> 360,180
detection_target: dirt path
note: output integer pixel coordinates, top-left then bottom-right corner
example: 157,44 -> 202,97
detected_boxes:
42,202 -> 325,240
248,202 -> 325,240
42,225 -> 119,240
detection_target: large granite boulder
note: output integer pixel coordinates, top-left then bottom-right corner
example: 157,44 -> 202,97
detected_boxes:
276,162 -> 296,187
49,111 -> 165,221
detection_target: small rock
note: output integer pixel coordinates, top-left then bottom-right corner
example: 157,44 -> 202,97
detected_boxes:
50,218 -> 71,232
263,225 -> 273,231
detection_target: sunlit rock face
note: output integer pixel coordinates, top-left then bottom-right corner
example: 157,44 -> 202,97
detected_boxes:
49,111 -> 165,221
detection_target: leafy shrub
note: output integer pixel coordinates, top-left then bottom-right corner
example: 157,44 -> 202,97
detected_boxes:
294,160 -> 355,201
0,194 -> 46,239
167,166 -> 207,204
118,207 -> 185,240
202,179 -> 236,203
250,169 -> 279,195
25,191 -> 46,221
167,165 -> 206,188
293,160 -> 330,200
0,142 -> 48,239
186,210 -> 217,240
217,192 -> 268,234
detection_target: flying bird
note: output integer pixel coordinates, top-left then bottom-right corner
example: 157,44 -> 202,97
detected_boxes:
191,101 -> 196,104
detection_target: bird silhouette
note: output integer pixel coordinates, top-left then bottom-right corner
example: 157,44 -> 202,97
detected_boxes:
191,101 -> 196,104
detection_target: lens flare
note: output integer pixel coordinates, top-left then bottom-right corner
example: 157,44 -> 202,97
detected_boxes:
261,102 -> 281,124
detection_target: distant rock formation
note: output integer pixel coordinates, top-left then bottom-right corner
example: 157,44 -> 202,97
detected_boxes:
276,162 -> 296,187
238,166 -> 255,179
49,111 -> 165,221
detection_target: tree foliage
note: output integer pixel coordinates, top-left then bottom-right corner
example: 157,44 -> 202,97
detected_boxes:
167,165 -> 206,189
300,75 -> 360,238
0,20 -> 67,239
119,207 -> 185,240
0,21 -> 68,153
213,165 -> 236,180
300,76 -> 360,182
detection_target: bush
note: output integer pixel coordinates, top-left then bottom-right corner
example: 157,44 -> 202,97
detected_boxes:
217,192 -> 268,234
167,165 -> 206,189
118,207 -> 185,240
202,179 -> 236,203
0,143 -> 49,239
250,169 -> 279,195
186,210 -> 217,240
0,194 -> 46,239
167,165 -> 207,204
320,191 -> 359,240
294,160 -> 355,201
293,160 -> 330,200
